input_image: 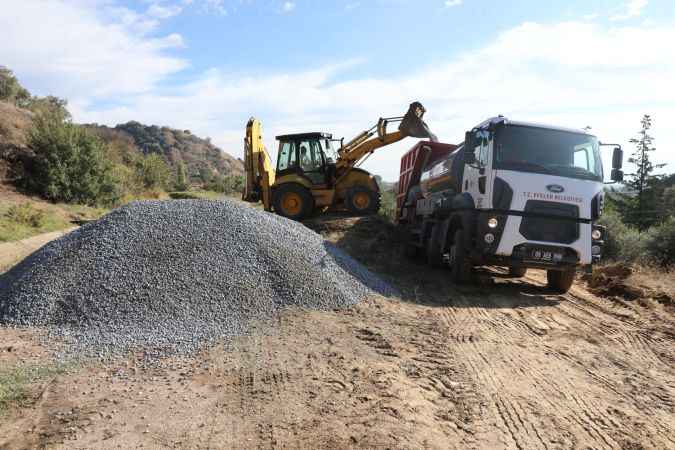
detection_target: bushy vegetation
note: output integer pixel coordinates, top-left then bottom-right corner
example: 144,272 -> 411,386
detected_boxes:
599,209 -> 675,268
205,174 -> 245,195
22,112 -> 119,205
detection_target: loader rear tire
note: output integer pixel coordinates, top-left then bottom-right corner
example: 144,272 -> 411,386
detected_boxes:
547,269 -> 575,293
449,229 -> 472,284
273,184 -> 314,221
345,185 -> 380,216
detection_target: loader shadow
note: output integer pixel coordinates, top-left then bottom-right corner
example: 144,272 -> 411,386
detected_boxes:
311,215 -> 561,310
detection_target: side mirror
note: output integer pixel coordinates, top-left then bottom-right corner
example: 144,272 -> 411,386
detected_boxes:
612,147 -> 623,169
611,169 -> 624,183
464,150 -> 476,165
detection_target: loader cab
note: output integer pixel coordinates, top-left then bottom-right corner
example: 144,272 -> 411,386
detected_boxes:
275,132 -> 337,186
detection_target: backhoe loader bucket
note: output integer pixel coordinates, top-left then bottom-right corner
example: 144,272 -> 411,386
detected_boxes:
399,102 -> 437,142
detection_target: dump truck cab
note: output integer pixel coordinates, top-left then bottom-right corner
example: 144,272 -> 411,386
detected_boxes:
398,116 -> 624,292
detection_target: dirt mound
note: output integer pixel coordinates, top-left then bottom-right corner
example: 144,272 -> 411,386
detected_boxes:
582,263 -> 673,306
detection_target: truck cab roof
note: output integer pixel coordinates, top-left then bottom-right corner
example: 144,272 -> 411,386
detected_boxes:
476,116 -> 596,137
275,132 -> 333,141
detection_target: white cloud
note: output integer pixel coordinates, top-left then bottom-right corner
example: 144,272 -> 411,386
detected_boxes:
74,20 -> 675,180
444,0 -> 462,7
146,3 -> 184,19
610,0 -> 648,21
0,0 -> 187,101
282,1 -> 296,13
203,0 -> 227,15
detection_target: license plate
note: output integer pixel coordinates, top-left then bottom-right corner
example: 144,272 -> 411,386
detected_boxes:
531,250 -> 563,262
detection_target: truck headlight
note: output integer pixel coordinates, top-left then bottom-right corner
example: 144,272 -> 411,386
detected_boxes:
592,229 -> 602,240
592,245 -> 601,255
484,233 -> 495,244
487,217 -> 498,229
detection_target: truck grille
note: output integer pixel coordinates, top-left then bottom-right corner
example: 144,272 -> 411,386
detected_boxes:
519,201 -> 579,244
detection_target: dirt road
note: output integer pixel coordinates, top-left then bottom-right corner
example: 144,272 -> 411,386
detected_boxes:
0,227 -> 77,273
1,216 -> 674,449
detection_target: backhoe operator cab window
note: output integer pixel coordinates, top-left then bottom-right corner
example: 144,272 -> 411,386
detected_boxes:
276,141 -> 297,172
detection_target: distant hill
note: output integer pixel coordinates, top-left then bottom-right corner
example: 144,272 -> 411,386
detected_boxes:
86,122 -> 243,181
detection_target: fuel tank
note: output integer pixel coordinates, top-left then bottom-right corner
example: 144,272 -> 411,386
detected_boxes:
419,146 -> 464,195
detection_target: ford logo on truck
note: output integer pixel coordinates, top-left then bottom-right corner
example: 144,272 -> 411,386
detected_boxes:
546,184 -> 565,193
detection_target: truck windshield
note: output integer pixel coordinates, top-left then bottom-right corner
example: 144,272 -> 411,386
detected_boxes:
494,125 -> 602,181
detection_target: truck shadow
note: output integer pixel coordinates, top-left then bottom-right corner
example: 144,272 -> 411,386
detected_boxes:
309,215 -> 561,310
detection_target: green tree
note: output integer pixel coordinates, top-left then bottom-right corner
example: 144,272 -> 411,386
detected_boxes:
174,161 -> 189,191
24,112 -> 118,205
136,153 -> 171,191
616,115 -> 665,230
0,66 -> 31,106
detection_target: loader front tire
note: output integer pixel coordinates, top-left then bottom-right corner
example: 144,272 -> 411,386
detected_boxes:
345,185 -> 380,215
273,184 -> 314,221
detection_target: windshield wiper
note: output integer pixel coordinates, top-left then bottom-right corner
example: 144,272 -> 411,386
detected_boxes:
499,161 -> 554,174
548,164 -> 600,180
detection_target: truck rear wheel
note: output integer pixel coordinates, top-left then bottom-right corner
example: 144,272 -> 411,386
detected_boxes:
449,229 -> 472,283
345,185 -> 380,215
547,269 -> 575,293
273,184 -> 314,221
508,267 -> 527,278
426,222 -> 445,267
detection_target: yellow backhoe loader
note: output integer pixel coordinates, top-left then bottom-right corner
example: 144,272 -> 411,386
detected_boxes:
242,102 -> 436,220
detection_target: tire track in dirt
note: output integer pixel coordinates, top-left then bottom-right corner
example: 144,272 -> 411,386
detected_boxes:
424,278 -> 675,450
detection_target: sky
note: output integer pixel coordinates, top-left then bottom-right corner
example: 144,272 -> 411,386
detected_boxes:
1,0 -> 674,181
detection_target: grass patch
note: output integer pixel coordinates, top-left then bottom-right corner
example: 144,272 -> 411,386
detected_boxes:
0,200 -> 107,243
0,364 -> 69,413
169,190 -> 229,200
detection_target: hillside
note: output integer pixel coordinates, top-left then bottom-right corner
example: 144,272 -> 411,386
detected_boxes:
0,101 -> 32,184
87,122 -> 243,182
0,100 -> 243,189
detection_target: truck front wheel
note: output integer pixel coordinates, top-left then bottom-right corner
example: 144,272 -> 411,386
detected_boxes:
449,229 -> 472,283
273,184 -> 314,221
509,267 -> 527,278
547,269 -> 575,293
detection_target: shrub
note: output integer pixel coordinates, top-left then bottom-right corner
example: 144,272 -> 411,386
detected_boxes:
135,153 -> 171,191
5,203 -> 44,228
206,174 -> 244,195
597,209 -> 645,262
23,113 -> 119,205
378,190 -> 397,223
643,217 -> 675,268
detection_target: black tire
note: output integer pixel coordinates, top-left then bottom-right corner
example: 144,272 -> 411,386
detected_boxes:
345,185 -> 381,215
272,184 -> 314,221
547,269 -> 575,293
426,222 -> 445,267
508,267 -> 527,278
449,229 -> 472,283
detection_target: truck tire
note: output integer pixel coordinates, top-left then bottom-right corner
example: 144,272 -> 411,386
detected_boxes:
508,267 -> 527,278
273,184 -> 314,221
426,222 -> 445,267
449,229 -> 472,283
547,269 -> 575,293
345,185 -> 380,215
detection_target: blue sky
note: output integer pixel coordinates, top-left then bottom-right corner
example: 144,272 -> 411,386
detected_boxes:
2,0 -> 674,180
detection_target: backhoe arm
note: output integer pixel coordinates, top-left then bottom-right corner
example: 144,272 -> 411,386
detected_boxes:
335,102 -> 436,172
243,118 -> 275,211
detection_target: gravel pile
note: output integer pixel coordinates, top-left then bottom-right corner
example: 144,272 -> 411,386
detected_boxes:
0,200 -> 395,358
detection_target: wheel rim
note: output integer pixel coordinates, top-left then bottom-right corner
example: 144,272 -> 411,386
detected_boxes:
281,192 -> 303,216
353,191 -> 371,210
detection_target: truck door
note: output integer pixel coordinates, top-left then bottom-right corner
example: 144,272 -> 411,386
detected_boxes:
463,129 -> 493,210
